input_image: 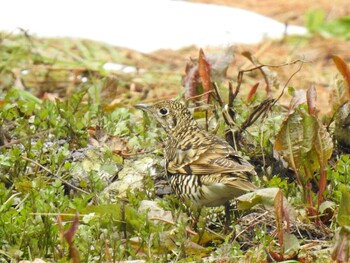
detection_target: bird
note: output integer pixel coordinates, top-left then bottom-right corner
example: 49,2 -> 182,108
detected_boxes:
135,100 -> 257,212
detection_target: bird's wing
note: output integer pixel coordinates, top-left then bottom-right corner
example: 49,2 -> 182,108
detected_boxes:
188,140 -> 255,174
166,141 -> 208,174
166,131 -> 255,175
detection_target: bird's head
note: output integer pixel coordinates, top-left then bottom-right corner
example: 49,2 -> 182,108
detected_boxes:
135,100 -> 195,133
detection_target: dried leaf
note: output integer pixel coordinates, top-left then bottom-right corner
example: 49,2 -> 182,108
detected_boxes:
333,55 -> 350,98
198,49 -> 211,103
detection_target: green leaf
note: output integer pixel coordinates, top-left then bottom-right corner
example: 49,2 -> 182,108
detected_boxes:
237,188 -> 282,210
283,233 -> 300,255
64,204 -> 122,224
305,9 -> 326,33
338,185 -> 350,227
274,110 -> 304,171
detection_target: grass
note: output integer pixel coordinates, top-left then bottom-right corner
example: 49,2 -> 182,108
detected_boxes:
1,30 -> 350,263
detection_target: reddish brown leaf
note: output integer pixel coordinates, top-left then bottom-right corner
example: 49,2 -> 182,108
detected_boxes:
64,213 -> 80,246
63,213 -> 80,262
333,55 -> 350,99
306,85 -> 317,116
182,59 -> 200,100
198,49 -> 211,103
247,82 -> 259,103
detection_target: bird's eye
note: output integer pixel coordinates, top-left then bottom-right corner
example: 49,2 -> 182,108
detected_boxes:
159,107 -> 169,116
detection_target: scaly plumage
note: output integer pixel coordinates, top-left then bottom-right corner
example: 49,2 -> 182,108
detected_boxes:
135,100 -> 257,207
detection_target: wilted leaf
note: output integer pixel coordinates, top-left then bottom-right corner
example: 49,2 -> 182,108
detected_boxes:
198,48 -> 211,103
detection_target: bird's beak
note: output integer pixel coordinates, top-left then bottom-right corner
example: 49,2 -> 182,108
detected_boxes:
134,103 -> 151,112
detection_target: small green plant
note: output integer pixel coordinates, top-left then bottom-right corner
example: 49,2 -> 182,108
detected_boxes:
305,9 -> 350,40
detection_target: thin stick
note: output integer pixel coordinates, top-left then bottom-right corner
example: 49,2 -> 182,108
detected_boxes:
21,156 -> 89,194
0,128 -> 56,150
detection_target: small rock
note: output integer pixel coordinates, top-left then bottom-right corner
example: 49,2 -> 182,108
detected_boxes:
102,155 -> 164,199
138,200 -> 173,222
